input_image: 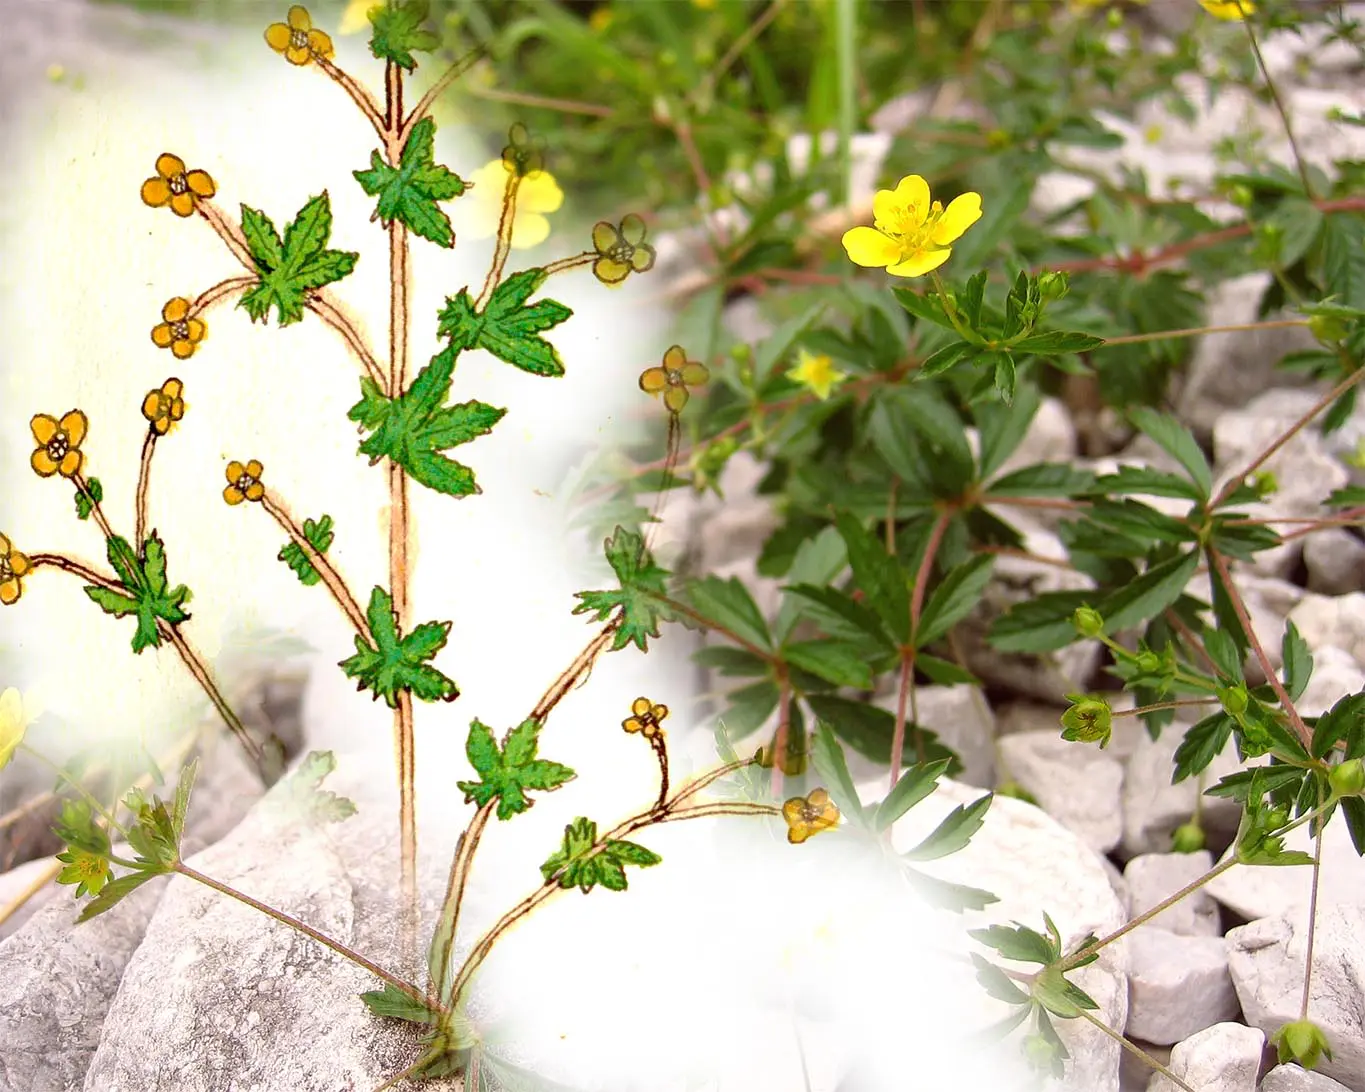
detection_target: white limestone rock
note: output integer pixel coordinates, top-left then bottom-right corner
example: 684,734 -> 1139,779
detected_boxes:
1121,721 -> 1245,859
1126,927 -> 1241,1046
1287,594 -> 1365,672
872,684 -> 998,789
1259,1063 -> 1354,1092
1303,531 -> 1365,597
1146,1022 -> 1265,1092
997,731 -> 1124,853
1123,852 -> 1221,938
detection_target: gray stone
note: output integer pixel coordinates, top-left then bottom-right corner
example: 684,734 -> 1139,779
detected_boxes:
1260,1063 -> 1354,1092
1227,905 -> 1365,1090
1295,646 -> 1365,719
1123,852 -> 1221,938
870,684 -> 997,789
1146,1022 -> 1265,1092
1303,530 -> 1365,597
0,855 -> 60,941
997,731 -> 1124,852
1126,927 -> 1240,1046
1287,594 -> 1365,671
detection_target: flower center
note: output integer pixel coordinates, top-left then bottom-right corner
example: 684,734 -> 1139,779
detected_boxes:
878,199 -> 945,251
800,800 -> 825,823
608,242 -> 633,262
167,172 -> 189,196
171,320 -> 191,341
290,28 -> 310,50
236,473 -> 255,492
153,395 -> 171,418
665,368 -> 684,387
46,430 -> 70,460
0,556 -> 11,581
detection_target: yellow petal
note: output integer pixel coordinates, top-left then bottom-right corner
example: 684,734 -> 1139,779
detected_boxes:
592,257 -> 630,285
140,177 -> 170,207
286,45 -> 311,65
59,450 -> 83,477
651,704 -> 669,722
510,211 -> 550,250
0,579 -> 20,606
930,192 -> 983,246
662,345 -> 687,371
186,170 -> 216,198
170,192 -> 196,217
265,23 -> 292,51
0,533 -> 10,556
246,460 -> 264,479
518,171 -> 564,214
143,392 -> 162,420
782,798 -> 805,824
246,482 -> 265,502
592,221 -> 621,254
287,5 -> 312,30
885,247 -> 952,278
623,717 -> 642,733
630,244 -> 656,273
680,362 -> 709,388
163,297 -> 190,322
170,400 -> 185,421
639,367 -> 668,395
31,449 -> 58,477
9,551 -> 30,578
224,485 -> 245,505
152,324 -> 174,347
155,153 -> 187,179
308,29 -> 334,58
226,460 -> 245,481
632,697 -> 652,717
153,416 -> 171,435
30,414 -> 59,445
172,340 -> 195,360
60,410 -> 88,448
841,226 -> 900,269
664,387 -> 689,413
186,319 -> 206,342
164,378 -> 184,398
620,213 -> 648,247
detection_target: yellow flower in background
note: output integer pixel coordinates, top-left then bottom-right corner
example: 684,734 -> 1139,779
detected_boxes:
639,345 -> 709,414
588,7 -> 613,32
693,0 -> 718,8
788,349 -> 847,401
224,460 -> 265,505
842,174 -> 982,278
30,410 -> 88,479
591,214 -> 656,285
142,379 -> 187,436
339,0 -> 374,35
0,687 -> 41,768
140,154 -> 216,218
0,536 -> 32,607
1200,0 -> 1253,18
151,297 -> 206,359
782,788 -> 840,845
265,6 -> 335,65
622,697 -> 669,739
463,160 -> 563,250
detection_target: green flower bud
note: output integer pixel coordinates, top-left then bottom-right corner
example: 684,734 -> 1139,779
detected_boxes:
1038,271 -> 1070,302
1061,696 -> 1113,747
1217,684 -> 1249,717
1229,183 -> 1254,208
1171,821 -> 1206,854
1135,650 -> 1163,675
1266,804 -> 1291,830
1329,758 -> 1365,799
1073,606 -> 1105,639
1309,313 -> 1350,345
987,128 -> 1011,150
1022,1033 -> 1063,1073
1271,1019 -> 1334,1070
1252,469 -> 1278,500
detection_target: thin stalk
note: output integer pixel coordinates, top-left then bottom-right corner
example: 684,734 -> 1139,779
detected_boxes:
893,509 -> 951,788
191,275 -> 255,314
771,675 -> 792,798
1241,17 -> 1314,198
27,553 -> 122,595
1299,784 -> 1326,1020
163,625 -> 266,769
528,618 -> 620,724
134,431 -> 157,549
459,84 -> 615,118
400,46 -> 486,145
834,0 -> 858,209
1101,318 -> 1308,348
1076,1009 -> 1195,1092
540,251 -> 595,278
260,491 -> 368,636
430,800 -> 496,1007
474,171 -> 519,311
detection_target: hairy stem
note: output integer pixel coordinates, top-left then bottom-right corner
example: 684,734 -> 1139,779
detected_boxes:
1076,1008 -> 1195,1092
528,618 -> 621,724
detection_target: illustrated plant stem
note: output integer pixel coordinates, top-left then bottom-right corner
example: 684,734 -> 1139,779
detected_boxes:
305,297 -> 387,392
1241,17 -> 1314,199
400,47 -> 486,145
430,799 -> 496,1007
315,55 -> 387,139
163,625 -> 266,769
892,508 -> 951,788
197,201 -> 258,269
475,172 -> 520,311
528,617 -> 621,723
540,251 -> 596,277
651,734 -> 671,812
1076,1008 -> 1195,1092
191,274 -> 255,314
134,431 -> 157,549
27,552 -> 122,595
771,673 -> 792,797
260,491 -> 367,635
175,861 -> 427,1004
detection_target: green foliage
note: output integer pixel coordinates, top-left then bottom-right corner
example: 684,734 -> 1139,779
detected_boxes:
438,270 -> 573,378
277,750 -> 357,824
340,587 -> 459,708
238,194 -> 358,326
572,527 -> 677,652
540,817 -> 661,893
74,477 -> 102,521
367,0 -> 441,70
457,718 -> 575,820
83,534 -> 191,653
354,118 -> 467,247
278,514 -> 335,586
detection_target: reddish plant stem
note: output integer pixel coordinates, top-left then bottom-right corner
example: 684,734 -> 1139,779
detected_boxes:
891,509 -> 951,788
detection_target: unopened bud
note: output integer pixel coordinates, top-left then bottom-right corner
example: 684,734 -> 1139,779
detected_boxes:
1073,607 -> 1105,639
1329,758 -> 1365,799
1271,1019 -> 1334,1070
1171,821 -> 1206,854
1061,696 -> 1113,747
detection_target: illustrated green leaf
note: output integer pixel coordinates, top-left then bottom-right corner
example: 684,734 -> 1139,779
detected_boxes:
238,194 -> 358,326
83,534 -> 191,653
902,793 -> 992,861
457,718 -> 575,821
367,0 -> 441,70
339,586 -> 459,708
278,514 -> 335,587
278,750 -> 358,824
360,985 -> 439,1024
354,117 -> 467,247
1128,408 -> 1212,499
74,477 -> 103,521
572,527 -> 677,652
439,270 -> 573,378
540,817 -> 660,893
917,556 -> 994,647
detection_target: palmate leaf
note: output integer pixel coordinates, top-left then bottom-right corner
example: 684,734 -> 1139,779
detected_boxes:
438,269 -> 573,378
278,514 -> 335,586
572,527 -> 677,652
539,816 -> 661,893
238,194 -> 358,326
276,750 -> 357,824
83,533 -> 191,653
354,118 -> 466,247
457,718 -> 574,821
339,587 -> 459,708
367,0 -> 440,71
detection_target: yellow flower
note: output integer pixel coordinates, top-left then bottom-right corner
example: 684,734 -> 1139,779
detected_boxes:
224,460 -> 265,506
0,687 -> 41,767
464,160 -> 563,250
693,0 -> 718,8
339,0 -> 374,35
140,154 -> 216,218
0,537 -> 31,607
55,847 -> 110,898
1200,0 -> 1253,18
265,6 -> 335,65
30,410 -> 88,479
589,7 -> 613,32
591,214 -> 656,286
622,697 -> 669,739
782,788 -> 840,845
841,174 -> 983,278
788,349 -> 847,401
142,379 -> 186,436
151,297 -> 207,359
501,122 -> 548,179
639,346 -> 709,414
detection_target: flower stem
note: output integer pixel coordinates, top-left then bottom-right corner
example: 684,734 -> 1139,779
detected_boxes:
1299,783 -> 1326,1020
893,508 -> 951,788
1241,17 -> 1314,199
134,431 -> 157,550
771,674 -> 792,798
541,251 -> 596,278
260,491 -> 368,636
314,55 -> 387,139
528,617 -> 621,725
429,799 -> 496,1008
400,46 -> 486,145
162,624 -> 268,774
27,552 -> 121,595
1076,1008 -> 1195,1092
475,172 -> 520,312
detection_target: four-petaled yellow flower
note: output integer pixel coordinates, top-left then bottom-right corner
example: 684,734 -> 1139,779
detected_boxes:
639,346 -> 709,414
1200,0 -> 1253,18
842,174 -> 983,278
30,410 -> 88,479
782,788 -> 840,845
140,154 -> 216,218
265,6 -> 335,65
464,160 -> 563,250
0,536 -> 32,608
151,297 -> 207,359
592,214 -> 656,286
622,697 -> 669,739
224,460 -> 265,506
142,379 -> 187,436
339,0 -> 374,35
788,348 -> 847,401
55,847 -> 110,899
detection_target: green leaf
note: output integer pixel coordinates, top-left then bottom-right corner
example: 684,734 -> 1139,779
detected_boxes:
806,695 -> 962,775
833,512 -> 910,644
360,985 -> 439,1024
457,718 -> 574,821
971,954 -> 1030,1004
1281,623 -> 1313,703
782,640 -> 873,689
170,758 -> 199,843
75,867 -> 164,923
1341,796 -> 1365,857
905,868 -> 997,912
367,0 -> 440,70
1326,486 -> 1365,508
989,590 -> 1096,653
969,921 -> 1056,965
1128,409 -> 1212,498
716,680 -> 781,740
892,286 -> 956,332
1092,466 -> 1206,502
1323,213 -> 1365,311
572,527 -> 677,652
680,575 -> 772,651
1011,330 -> 1106,354
917,340 -> 976,380
540,817 -> 660,893
902,793 -> 992,861
238,194 -> 359,326
916,654 -> 981,686
986,463 -> 1097,498
875,759 -> 949,831
339,587 -> 459,708
1173,713 -> 1234,783
1205,764 -> 1307,802
917,556 -> 994,646
349,344 -> 507,498
782,583 -> 895,652
1098,551 -> 1200,633
1203,626 -> 1244,681
354,117 -> 466,248
278,514 -> 335,587
74,477 -> 103,521
83,534 -> 191,653
439,270 -> 572,378
867,386 -> 975,498
811,722 -> 867,828
1310,692 -> 1365,760
279,750 -> 357,824
772,526 -> 848,643
976,381 -> 1041,480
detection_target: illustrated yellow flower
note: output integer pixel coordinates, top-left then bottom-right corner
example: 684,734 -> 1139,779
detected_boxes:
464,160 -> 563,250
1200,0 -> 1253,18
339,0 -> 374,35
639,346 -> 709,414
788,349 -> 847,401
140,154 -> 216,218
591,214 -> 656,286
151,297 -> 206,360
782,788 -> 840,845
842,174 -> 983,278
501,122 -> 547,179
142,379 -> 186,436
623,697 -> 669,739
224,460 -> 265,506
30,410 -> 88,479
55,846 -> 110,898
265,6 -> 335,65
0,687 -> 40,768
0,537 -> 31,607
